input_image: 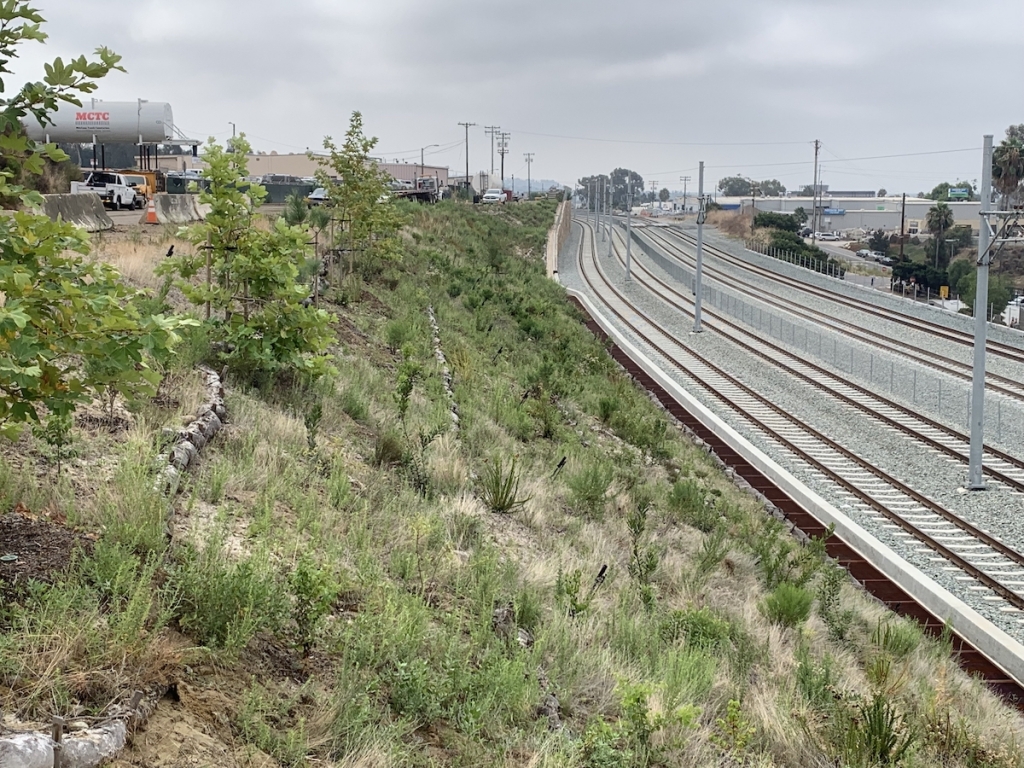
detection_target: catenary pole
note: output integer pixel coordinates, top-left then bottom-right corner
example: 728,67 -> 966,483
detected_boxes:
968,135 -> 994,490
626,188 -> 632,280
524,153 -> 534,199
811,139 -> 820,244
694,161 -> 706,333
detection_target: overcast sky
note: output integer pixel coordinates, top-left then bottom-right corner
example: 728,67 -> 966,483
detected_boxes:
11,0 -> 1024,195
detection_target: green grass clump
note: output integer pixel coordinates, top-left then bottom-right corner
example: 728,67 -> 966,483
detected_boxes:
760,582 -> 814,628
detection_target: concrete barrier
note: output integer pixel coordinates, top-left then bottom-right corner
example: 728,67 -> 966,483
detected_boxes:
545,201 -> 571,278
40,194 -> 113,232
141,193 -> 209,225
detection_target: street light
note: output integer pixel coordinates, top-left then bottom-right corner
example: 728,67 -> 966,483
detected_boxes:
420,144 -> 439,184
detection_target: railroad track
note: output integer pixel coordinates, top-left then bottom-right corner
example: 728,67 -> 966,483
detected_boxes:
595,222 -> 1024,493
573,217 -> 1024,640
637,224 -> 1024,403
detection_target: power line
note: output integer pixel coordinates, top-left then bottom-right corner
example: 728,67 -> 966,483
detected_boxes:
509,129 -> 810,147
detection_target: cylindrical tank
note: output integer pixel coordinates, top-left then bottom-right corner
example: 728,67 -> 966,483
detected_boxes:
22,99 -> 174,143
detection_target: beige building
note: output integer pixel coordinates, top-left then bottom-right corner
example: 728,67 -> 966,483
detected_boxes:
157,152 -> 449,186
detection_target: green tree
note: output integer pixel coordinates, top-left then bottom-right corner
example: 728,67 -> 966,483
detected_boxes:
0,2 -> 184,439
925,180 -> 975,201
658,187 -> 670,203
754,211 -> 800,232
799,184 -> 816,196
160,135 -> 336,383
792,207 -> 808,225
283,191 -> 308,226
947,259 -> 973,292
868,230 -> 890,255
609,167 -> 644,210
758,178 -> 786,197
926,202 -> 954,268
578,174 -> 610,212
717,176 -> 752,196
993,129 -> 1024,207
877,188 -> 887,197
315,112 -> 405,278
957,270 -> 1013,318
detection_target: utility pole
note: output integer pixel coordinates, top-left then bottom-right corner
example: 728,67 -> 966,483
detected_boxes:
899,193 -> 906,260
420,144 -> 439,184
968,135 -> 995,490
694,161 -> 706,333
680,175 -> 691,213
484,125 -> 500,179
458,121 -> 475,197
498,131 -> 510,189
649,180 -> 658,214
811,139 -> 820,244
524,152 -> 534,199
750,180 -> 758,235
599,177 -> 605,242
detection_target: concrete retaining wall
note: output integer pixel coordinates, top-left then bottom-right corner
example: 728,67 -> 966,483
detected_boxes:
546,201 -> 572,278
40,194 -> 113,232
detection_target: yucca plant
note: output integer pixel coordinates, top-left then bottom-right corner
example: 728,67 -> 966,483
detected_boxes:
479,456 -> 531,514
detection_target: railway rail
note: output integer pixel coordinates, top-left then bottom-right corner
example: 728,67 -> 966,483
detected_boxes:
639,224 -> 1024,402
568,215 -> 1024,704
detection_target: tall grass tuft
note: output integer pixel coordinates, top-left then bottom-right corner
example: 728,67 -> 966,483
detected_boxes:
478,455 -> 531,514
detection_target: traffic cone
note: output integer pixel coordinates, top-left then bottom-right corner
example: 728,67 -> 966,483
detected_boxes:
140,198 -> 159,225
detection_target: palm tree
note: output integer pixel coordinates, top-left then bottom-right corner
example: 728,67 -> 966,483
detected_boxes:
927,202 -> 954,268
992,136 -> 1024,207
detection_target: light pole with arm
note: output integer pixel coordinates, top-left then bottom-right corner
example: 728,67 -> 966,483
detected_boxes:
420,144 -> 439,185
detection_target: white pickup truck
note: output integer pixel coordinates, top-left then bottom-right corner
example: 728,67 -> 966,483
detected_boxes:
70,171 -> 142,210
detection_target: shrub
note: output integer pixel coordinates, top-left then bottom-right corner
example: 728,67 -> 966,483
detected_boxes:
760,582 -> 813,628
817,563 -> 856,641
288,554 -> 339,655
568,460 -> 613,519
871,619 -> 921,660
168,541 -> 286,652
660,607 -> 732,651
372,428 -> 406,467
667,479 -> 718,533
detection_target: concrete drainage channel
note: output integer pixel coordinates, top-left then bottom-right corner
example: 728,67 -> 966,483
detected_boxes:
565,291 -> 1024,709
0,367 -> 227,768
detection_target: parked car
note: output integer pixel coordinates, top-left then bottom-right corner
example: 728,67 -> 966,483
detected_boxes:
70,171 -> 140,210
816,232 -> 840,241
481,189 -> 505,204
800,227 -> 812,237
856,249 -> 871,258
307,187 -> 328,206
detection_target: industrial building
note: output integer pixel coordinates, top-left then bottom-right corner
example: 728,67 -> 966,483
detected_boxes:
719,196 -> 982,235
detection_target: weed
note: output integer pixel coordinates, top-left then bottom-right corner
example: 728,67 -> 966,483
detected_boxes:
626,500 -> 659,610
478,455 -> 531,514
817,562 -> 856,641
760,582 -> 814,628
871,618 -> 921,660
686,526 -> 729,590
394,357 -> 422,422
372,428 -> 405,467
581,718 -> 633,768
168,540 -> 286,652
303,400 -> 323,452
338,386 -> 369,423
833,693 -> 917,767
795,643 -> 837,710
711,699 -> 756,757
659,606 -> 732,652
597,395 -> 619,424
567,459 -> 613,519
32,411 -> 75,475
666,478 -> 718,533
327,461 -> 351,509
288,554 -> 339,655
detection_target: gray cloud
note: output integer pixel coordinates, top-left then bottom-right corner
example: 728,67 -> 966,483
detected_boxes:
10,0 -> 1023,193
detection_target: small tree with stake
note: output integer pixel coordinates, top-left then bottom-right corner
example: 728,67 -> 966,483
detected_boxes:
159,135 -> 336,384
